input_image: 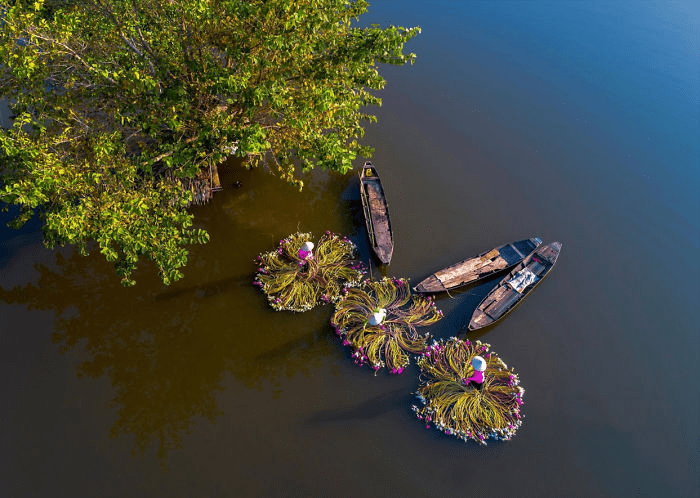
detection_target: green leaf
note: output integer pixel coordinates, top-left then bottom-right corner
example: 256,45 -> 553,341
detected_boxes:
0,0 -> 418,286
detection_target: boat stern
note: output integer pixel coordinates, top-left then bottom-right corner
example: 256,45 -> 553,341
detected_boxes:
468,309 -> 494,331
414,275 -> 445,294
376,245 -> 393,266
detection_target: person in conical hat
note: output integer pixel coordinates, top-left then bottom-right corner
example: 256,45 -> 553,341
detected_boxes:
463,355 -> 487,390
298,241 -> 314,260
368,308 -> 387,326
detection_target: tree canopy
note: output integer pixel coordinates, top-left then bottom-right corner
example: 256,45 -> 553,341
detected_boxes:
0,0 -> 419,285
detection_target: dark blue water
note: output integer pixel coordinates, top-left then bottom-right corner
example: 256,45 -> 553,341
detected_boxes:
1,2 -> 698,496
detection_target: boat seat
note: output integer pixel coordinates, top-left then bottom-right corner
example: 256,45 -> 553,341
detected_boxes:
484,288 -> 520,318
513,239 -> 538,257
499,246 -> 522,265
527,260 -> 547,276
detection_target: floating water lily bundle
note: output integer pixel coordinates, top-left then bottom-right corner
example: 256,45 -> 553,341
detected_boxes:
413,338 -> 524,445
254,231 -> 364,312
331,277 -> 443,374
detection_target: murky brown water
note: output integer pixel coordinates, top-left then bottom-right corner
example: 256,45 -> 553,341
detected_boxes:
2,2 -> 699,497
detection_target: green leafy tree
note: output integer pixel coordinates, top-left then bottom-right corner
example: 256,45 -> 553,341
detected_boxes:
0,0 -> 419,285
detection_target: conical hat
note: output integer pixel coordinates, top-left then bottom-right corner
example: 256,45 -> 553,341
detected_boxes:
472,356 -> 487,372
368,308 -> 386,326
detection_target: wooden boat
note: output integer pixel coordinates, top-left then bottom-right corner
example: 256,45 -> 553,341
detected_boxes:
413,238 -> 542,293
359,161 -> 394,265
468,242 -> 562,331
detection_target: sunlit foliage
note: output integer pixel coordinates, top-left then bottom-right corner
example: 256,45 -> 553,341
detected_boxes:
0,0 -> 419,284
331,277 -> 442,374
254,231 -> 364,312
413,338 -> 524,445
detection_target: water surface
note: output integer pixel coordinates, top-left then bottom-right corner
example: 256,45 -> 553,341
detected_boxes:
1,1 -> 698,497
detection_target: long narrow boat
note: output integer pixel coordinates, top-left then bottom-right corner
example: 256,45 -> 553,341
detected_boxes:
468,241 -> 562,331
413,238 -> 542,293
359,161 -> 394,265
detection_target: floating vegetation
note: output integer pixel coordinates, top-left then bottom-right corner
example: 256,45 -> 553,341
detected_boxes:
413,338 -> 524,445
331,277 -> 443,374
254,231 -> 364,312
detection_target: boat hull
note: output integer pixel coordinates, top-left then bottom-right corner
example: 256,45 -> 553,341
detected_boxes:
413,238 -> 542,293
468,241 -> 562,330
359,162 -> 394,265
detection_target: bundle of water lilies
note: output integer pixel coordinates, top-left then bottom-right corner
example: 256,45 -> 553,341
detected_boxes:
331,277 -> 443,374
254,231 -> 365,312
413,337 -> 524,445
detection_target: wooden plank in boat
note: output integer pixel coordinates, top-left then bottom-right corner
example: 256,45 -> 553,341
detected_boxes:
527,260 -> 547,276
470,309 -> 493,329
435,255 -> 509,288
480,285 -> 512,310
534,244 -> 559,264
484,287 -> 520,318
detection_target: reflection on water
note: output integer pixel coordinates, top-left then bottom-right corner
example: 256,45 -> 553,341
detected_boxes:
2,1 -> 699,496
305,387 -> 407,423
0,160 -> 364,463
2,252 -> 227,458
0,234 -> 345,462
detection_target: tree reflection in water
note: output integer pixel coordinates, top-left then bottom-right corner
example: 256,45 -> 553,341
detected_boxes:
1,238 -> 342,462
1,160 -> 361,463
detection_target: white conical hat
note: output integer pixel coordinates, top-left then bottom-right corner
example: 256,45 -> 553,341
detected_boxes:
368,308 -> 386,326
472,356 -> 487,372
301,241 -> 314,252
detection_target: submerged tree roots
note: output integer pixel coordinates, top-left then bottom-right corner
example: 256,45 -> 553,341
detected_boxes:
331,277 -> 443,374
413,338 -> 524,445
254,231 -> 364,312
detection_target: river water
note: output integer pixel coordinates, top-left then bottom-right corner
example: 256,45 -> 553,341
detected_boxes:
1,1 -> 698,497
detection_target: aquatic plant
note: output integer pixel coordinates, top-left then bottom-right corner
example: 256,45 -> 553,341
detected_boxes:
413,338 -> 524,445
331,277 -> 443,374
254,231 -> 364,312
